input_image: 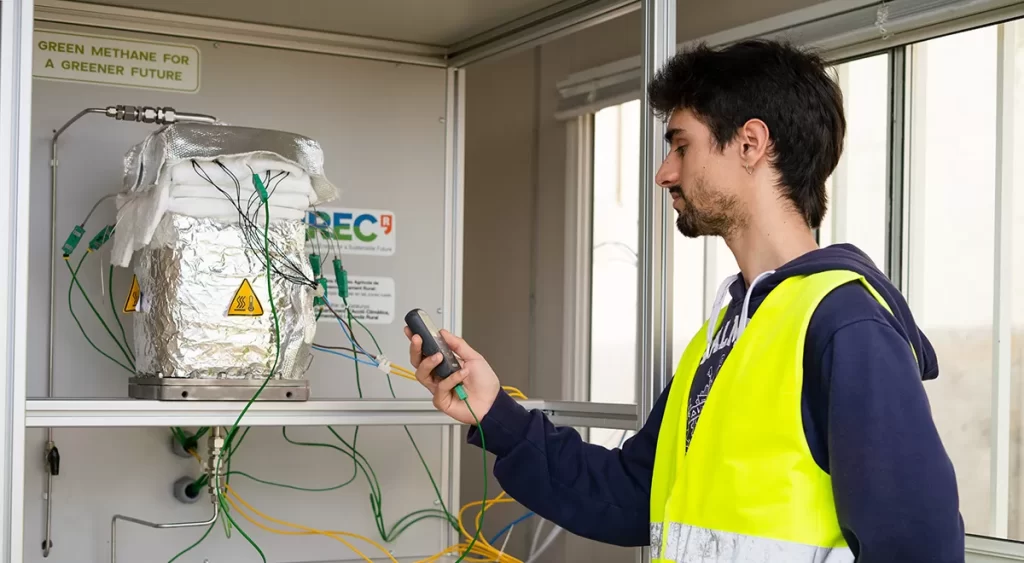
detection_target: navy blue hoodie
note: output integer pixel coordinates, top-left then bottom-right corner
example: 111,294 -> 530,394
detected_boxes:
467,243 -> 965,562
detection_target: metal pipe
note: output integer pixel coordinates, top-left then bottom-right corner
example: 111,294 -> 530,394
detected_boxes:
45,105 -> 218,557
110,427 -> 224,563
44,106 -> 107,558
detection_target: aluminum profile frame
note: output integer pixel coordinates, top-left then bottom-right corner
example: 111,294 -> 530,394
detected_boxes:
0,1 -> 35,561
636,0 -> 675,427
24,399 -> 639,429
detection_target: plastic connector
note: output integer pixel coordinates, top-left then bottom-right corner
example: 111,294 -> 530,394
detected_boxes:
309,254 -> 322,278
252,174 -> 269,203
61,225 -> 85,256
87,225 -> 114,251
375,355 -> 392,375
314,277 -> 328,307
454,384 -> 468,401
332,259 -> 349,299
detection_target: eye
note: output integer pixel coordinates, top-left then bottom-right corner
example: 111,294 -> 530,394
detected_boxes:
675,145 -> 688,156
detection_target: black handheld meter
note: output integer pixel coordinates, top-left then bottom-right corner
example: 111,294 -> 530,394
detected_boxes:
404,309 -> 462,379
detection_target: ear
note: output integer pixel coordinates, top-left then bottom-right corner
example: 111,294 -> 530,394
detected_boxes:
736,118 -> 771,168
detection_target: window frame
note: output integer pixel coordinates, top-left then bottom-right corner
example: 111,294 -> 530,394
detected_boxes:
562,14 -> 1024,550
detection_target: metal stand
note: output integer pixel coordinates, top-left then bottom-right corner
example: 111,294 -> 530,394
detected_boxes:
128,377 -> 310,401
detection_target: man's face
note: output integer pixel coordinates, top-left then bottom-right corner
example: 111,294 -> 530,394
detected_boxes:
655,109 -> 745,238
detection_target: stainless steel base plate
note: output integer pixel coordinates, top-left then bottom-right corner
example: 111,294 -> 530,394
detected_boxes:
128,377 -> 310,401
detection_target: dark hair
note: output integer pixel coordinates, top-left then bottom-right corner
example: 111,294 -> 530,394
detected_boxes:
647,39 -> 845,229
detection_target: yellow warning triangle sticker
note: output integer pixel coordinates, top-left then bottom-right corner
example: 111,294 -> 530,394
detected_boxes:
227,278 -> 264,317
122,275 -> 140,313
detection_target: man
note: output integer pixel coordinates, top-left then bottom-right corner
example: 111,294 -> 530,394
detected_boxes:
406,39 -> 964,562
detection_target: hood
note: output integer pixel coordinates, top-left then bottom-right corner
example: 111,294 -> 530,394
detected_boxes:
706,243 -> 938,381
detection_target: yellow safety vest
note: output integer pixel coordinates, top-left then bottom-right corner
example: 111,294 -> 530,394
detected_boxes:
650,270 -> 898,563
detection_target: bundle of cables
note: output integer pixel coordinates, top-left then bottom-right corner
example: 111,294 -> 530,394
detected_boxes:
66,165 -> 533,562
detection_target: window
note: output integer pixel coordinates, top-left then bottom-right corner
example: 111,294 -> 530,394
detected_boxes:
589,100 -> 641,447
819,53 -> 890,268
905,19 -> 1024,540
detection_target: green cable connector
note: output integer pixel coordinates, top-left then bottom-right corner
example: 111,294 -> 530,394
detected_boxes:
332,258 -> 348,298
252,174 -> 269,203
309,254 -> 322,278
314,277 -> 328,307
62,225 -> 86,256
87,225 -> 114,251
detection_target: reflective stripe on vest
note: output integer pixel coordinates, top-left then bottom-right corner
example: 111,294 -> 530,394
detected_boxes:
649,522 -> 854,563
650,270 -> 901,563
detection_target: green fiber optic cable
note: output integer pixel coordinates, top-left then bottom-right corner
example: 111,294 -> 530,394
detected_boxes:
107,264 -> 135,363
65,256 -> 133,374
342,301 -> 458,531
65,251 -> 135,368
227,470 -> 359,493
220,495 -> 266,563
280,428 -> 360,487
65,247 -> 194,450
456,401 -> 486,563
167,521 -> 215,563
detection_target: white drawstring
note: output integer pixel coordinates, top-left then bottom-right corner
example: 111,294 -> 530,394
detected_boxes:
738,269 -> 776,337
704,274 -> 738,359
703,269 -> 777,357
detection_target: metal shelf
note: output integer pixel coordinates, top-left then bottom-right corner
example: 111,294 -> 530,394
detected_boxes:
25,398 -> 638,429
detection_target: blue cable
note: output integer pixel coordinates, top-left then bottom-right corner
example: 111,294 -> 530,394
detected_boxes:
488,511 -> 535,547
323,296 -> 372,357
312,345 -> 378,368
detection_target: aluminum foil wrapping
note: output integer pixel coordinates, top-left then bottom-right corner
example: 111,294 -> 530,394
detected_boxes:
132,213 -> 316,380
123,121 -> 338,204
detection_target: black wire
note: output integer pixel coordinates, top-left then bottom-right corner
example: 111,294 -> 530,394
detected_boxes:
190,160 -> 315,288
320,299 -> 368,353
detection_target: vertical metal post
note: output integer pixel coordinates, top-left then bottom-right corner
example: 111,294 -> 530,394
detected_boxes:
0,1 -> 34,561
442,65 -> 466,552
636,0 -> 675,429
885,47 -> 908,289
990,22 -> 1014,539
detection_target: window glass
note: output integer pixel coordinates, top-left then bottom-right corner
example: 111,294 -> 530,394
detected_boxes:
906,24 -> 999,537
819,53 -> 890,269
589,100 -> 641,447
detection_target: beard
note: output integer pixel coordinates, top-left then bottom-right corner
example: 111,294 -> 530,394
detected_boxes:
672,176 -> 738,238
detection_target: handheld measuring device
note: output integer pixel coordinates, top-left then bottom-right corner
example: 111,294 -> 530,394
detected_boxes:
404,309 -> 467,399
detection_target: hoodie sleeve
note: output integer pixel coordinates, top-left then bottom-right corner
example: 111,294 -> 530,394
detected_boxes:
806,283 -> 965,563
465,384 -> 668,547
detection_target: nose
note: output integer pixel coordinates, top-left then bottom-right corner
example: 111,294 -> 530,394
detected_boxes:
655,158 -> 678,188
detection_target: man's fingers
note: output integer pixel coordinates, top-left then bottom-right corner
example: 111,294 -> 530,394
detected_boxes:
415,352 -> 443,393
436,370 -> 469,398
408,334 -> 424,369
439,331 -> 482,361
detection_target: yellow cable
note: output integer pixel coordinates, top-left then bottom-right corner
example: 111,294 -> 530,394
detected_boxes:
222,493 -> 374,562
225,484 -> 398,563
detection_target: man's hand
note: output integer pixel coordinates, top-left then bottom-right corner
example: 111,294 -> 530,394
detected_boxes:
404,328 -> 500,425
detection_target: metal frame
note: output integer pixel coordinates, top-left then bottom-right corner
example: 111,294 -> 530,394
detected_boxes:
990,21 -> 1015,539
636,0 -> 675,426
24,398 -> 638,429
562,115 -> 595,402
885,46 -> 908,287
447,0 -> 640,67
0,1 -> 35,562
